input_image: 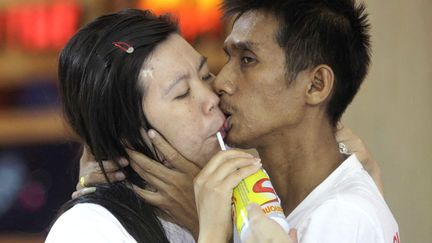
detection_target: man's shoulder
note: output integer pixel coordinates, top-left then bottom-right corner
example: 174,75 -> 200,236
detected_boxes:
333,164 -> 395,218
295,170 -> 399,242
295,198 -> 382,242
288,156 -> 399,242
334,169 -> 383,206
298,193 -> 399,242
310,193 -> 384,225
321,165 -> 397,224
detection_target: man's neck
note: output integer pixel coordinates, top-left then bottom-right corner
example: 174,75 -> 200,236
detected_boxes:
256,121 -> 345,215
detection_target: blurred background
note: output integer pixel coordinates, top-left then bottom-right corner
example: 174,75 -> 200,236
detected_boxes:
0,0 -> 430,242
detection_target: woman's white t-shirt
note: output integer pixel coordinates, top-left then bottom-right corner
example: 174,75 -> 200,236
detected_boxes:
45,203 -> 195,243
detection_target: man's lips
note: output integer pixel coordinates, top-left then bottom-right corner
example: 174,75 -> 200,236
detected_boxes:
219,100 -> 233,117
218,102 -> 234,137
209,100 -> 234,139
223,115 -> 232,132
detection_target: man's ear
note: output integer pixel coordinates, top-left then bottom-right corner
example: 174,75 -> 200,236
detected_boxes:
305,65 -> 334,105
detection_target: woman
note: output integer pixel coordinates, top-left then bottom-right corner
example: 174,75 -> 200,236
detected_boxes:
48,8 -> 381,243
46,8 -> 242,243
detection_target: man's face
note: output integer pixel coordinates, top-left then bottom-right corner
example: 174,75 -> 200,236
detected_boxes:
213,10 -> 307,148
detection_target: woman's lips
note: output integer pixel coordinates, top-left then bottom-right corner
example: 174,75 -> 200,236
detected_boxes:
214,116 -> 231,140
217,128 -> 226,139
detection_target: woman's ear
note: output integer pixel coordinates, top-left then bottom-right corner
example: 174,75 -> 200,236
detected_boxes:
305,64 -> 335,106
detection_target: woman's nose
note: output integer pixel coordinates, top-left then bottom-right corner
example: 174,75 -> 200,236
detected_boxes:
203,87 -> 220,114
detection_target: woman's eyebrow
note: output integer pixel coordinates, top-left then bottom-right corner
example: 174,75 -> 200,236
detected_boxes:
163,56 -> 207,97
198,56 -> 208,71
164,73 -> 190,97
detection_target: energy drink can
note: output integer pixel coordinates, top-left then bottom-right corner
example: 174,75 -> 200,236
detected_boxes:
232,168 -> 290,240
215,132 -> 290,241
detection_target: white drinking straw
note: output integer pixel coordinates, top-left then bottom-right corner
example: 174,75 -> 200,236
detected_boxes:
216,132 -> 227,151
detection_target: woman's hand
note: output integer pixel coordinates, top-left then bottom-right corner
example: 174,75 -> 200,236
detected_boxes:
72,146 -> 128,198
335,123 -> 383,194
129,129 -> 201,240
72,130 -> 202,239
194,150 -> 262,243
243,203 -> 298,243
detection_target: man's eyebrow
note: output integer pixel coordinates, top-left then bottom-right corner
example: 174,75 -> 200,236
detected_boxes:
233,41 -> 258,51
224,41 -> 259,55
164,73 -> 190,97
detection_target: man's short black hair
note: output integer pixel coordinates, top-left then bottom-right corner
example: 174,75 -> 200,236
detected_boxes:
222,0 -> 371,126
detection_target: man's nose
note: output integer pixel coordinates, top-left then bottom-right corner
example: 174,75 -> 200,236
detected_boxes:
212,67 -> 235,96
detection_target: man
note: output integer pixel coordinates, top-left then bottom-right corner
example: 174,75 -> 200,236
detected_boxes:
206,0 -> 398,241
78,0 -> 398,242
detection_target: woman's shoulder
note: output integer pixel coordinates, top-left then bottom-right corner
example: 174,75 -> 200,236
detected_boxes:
45,203 -> 137,243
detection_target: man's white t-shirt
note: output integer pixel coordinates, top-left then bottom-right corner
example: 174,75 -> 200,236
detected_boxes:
286,154 -> 400,243
45,203 -> 195,243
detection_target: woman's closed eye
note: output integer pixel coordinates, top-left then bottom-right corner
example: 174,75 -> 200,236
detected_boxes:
175,88 -> 190,100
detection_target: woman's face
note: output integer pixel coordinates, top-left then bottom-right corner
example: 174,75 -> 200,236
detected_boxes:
141,34 -> 226,167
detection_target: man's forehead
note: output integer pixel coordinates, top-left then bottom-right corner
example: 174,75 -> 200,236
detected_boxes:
225,10 -> 278,48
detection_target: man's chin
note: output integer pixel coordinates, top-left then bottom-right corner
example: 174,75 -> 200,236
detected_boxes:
225,131 -> 255,149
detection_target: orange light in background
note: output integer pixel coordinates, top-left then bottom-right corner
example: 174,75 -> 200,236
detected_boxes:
1,0 -> 81,51
138,0 -> 222,41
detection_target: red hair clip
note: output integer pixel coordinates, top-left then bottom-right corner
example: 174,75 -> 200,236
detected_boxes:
112,41 -> 134,54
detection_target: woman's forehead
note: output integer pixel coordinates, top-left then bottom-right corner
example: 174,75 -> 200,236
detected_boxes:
143,37 -> 204,80
152,35 -> 200,66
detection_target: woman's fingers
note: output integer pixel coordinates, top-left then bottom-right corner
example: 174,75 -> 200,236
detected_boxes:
335,123 -> 368,160
335,123 -> 383,194
77,159 -> 127,190
289,229 -> 298,242
71,187 -> 96,199
78,152 -> 128,190
99,159 -> 129,173
195,151 -> 259,191
198,150 -> 254,177
209,157 -> 261,186
335,123 -> 355,142
221,162 -> 262,190
194,156 -> 261,213
335,123 -> 372,162
78,169 -> 126,189
194,152 -> 259,242
245,203 -> 296,243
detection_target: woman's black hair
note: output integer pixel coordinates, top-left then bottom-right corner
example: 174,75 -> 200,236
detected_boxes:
56,9 -> 178,242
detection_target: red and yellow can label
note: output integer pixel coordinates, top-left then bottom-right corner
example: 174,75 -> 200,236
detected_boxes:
232,168 -> 285,236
